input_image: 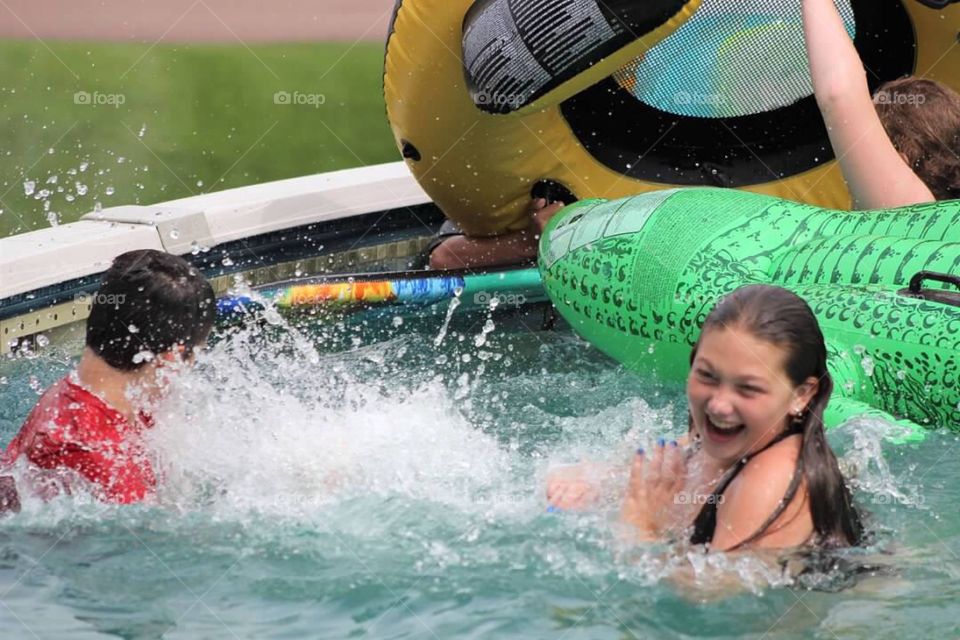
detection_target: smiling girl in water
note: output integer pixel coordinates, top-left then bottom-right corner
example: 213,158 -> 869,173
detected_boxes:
548,284 -> 863,551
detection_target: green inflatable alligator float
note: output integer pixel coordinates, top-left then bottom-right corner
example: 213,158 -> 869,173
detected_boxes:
538,188 -> 959,438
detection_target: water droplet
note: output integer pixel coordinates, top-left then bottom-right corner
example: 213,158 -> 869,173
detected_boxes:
461,353 -> 472,363
46,175 -> 58,184
860,355 -> 875,377
169,228 -> 181,239
105,186 -> 115,196
138,124 -> 147,138
392,316 -> 404,328
190,241 -> 201,255
75,182 -> 88,196
474,317 -> 495,347
36,334 -> 50,348
263,307 -> 283,326
132,350 -> 154,364
128,324 -> 139,333
79,161 -> 89,172
196,180 -> 204,187
23,180 -> 35,196
221,257 -> 234,267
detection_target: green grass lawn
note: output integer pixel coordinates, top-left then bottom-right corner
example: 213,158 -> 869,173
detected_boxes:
0,40 -> 399,238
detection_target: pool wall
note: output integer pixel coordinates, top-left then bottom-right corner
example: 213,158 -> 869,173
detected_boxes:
0,161 -> 436,354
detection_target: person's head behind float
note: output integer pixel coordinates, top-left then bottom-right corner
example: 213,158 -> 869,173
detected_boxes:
687,284 -> 862,547
85,249 -> 215,386
873,77 -> 960,201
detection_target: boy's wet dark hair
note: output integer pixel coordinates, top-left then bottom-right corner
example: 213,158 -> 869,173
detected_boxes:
85,249 -> 216,371
873,77 -> 960,201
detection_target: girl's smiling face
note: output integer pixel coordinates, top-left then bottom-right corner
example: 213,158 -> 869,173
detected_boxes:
687,326 -> 819,466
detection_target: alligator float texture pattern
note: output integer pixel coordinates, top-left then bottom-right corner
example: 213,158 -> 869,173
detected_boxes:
540,188 -> 959,430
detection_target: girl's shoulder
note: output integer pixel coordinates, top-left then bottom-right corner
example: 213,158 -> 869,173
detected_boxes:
727,434 -> 803,501
712,435 -> 812,549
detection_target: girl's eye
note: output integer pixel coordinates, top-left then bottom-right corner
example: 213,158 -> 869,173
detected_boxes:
738,385 -> 763,396
696,369 -> 716,382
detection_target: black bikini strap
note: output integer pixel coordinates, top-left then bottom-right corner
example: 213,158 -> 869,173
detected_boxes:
689,425 -> 803,546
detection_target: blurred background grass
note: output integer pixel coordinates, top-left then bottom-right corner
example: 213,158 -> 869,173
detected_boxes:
0,40 -> 398,238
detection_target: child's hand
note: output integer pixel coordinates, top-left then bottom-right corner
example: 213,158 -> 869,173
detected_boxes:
620,440 -> 686,537
546,464 -> 601,511
529,198 -> 566,235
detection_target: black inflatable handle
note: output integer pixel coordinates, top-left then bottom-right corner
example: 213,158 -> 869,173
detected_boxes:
908,271 -> 960,294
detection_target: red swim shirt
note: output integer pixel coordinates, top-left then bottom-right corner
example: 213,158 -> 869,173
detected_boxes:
3,375 -> 157,503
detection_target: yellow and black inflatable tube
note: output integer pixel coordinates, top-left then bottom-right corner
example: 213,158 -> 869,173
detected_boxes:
384,0 -> 960,237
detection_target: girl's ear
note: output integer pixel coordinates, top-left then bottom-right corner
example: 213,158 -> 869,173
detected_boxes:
792,376 -> 820,414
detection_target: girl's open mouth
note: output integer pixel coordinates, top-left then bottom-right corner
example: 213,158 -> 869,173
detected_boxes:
705,416 -> 746,444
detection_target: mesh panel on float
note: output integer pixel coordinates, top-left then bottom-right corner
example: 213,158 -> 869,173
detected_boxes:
611,0 -> 856,118
561,0 -> 914,187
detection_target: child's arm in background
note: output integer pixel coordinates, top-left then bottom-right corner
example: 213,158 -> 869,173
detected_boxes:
803,0 -> 934,209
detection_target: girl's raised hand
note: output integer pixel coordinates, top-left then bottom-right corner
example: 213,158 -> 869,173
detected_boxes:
621,440 -> 686,538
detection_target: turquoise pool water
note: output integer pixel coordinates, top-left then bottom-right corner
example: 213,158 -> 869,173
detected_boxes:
1,302 -> 958,639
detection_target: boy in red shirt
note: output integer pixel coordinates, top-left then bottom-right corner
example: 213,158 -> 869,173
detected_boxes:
1,249 -> 215,510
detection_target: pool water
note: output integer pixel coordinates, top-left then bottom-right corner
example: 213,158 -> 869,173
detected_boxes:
1,300 -> 958,639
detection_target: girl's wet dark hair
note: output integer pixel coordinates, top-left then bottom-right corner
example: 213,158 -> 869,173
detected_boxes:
689,284 -> 863,549
85,249 -> 216,371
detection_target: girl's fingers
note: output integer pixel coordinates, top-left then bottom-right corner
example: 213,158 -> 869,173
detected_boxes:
664,441 -> 684,481
552,483 -> 594,510
559,485 -> 579,507
644,439 -> 667,485
629,448 -> 645,478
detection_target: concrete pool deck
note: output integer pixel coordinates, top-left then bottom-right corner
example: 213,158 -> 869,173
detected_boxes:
0,0 -> 395,43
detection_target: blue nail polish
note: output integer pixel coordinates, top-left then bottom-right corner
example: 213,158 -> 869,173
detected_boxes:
670,440 -> 678,447
636,448 -> 644,455
657,438 -> 665,447
546,506 -> 560,513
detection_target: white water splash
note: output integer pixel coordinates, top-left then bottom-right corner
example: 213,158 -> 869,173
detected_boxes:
147,309 -> 512,520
